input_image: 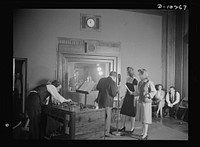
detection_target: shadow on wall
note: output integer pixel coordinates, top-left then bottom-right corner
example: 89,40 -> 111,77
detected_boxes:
30,66 -> 52,89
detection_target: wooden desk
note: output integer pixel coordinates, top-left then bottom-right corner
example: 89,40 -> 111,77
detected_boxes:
43,104 -> 105,140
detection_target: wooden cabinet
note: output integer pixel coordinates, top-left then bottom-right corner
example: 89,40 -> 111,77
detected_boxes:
43,104 -> 105,140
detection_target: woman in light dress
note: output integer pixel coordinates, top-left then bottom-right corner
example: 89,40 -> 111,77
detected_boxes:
133,69 -> 156,140
155,84 -> 165,118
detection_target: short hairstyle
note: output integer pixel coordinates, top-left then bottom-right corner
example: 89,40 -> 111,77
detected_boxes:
127,67 -> 133,71
51,80 -> 61,88
138,69 -> 148,78
109,71 -> 117,78
127,67 -> 135,77
155,84 -> 163,90
169,86 -> 175,90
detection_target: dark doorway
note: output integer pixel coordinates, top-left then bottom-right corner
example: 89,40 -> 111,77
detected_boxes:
13,57 -> 27,124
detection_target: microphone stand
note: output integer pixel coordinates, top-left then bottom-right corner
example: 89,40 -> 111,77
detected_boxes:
112,74 -> 121,136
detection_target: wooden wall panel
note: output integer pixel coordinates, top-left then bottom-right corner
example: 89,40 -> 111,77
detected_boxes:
162,10 -> 188,99
166,11 -> 176,90
175,11 -> 184,98
183,11 -> 188,98
175,11 -> 189,99
162,15 -> 167,89
129,10 -> 188,99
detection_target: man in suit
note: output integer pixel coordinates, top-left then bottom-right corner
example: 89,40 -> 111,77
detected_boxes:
96,71 -> 119,137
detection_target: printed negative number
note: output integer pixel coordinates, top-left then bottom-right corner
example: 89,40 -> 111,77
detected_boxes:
182,5 -> 187,10
157,4 -> 162,9
157,4 -> 187,10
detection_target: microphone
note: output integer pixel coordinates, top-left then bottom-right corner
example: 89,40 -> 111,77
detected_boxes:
118,74 -> 121,85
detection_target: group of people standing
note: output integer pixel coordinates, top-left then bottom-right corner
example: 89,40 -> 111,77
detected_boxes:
25,66 -> 180,140
96,67 -> 181,140
96,67 -> 156,140
119,67 -> 156,140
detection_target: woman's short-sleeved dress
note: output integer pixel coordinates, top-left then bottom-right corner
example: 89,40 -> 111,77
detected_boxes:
120,77 -> 138,117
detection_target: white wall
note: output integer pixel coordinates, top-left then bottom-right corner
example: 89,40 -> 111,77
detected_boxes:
13,9 -> 162,96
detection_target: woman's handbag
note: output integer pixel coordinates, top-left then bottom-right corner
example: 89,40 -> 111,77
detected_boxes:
144,95 -> 152,103
143,81 -> 152,103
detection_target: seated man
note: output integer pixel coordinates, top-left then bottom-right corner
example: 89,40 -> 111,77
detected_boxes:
164,86 -> 180,118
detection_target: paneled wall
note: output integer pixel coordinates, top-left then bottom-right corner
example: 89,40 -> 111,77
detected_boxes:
175,11 -> 189,99
162,10 -> 188,98
165,11 -> 176,90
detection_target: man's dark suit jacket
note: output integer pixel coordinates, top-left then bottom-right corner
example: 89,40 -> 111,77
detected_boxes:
96,76 -> 118,108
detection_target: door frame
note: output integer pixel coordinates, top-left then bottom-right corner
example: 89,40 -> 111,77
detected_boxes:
13,57 -> 28,114
58,53 -> 119,98
56,37 -> 121,98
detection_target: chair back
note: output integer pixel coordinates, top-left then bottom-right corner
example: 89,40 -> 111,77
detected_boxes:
179,97 -> 188,108
183,97 -> 188,101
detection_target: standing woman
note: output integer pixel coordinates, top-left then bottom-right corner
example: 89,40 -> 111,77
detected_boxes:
155,84 -> 165,118
134,69 -> 156,140
119,67 -> 138,133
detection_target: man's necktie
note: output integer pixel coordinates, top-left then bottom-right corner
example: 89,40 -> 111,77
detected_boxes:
172,94 -> 174,103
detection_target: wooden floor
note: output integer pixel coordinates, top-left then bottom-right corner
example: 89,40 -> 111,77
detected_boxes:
16,116 -> 188,140
103,117 -> 188,140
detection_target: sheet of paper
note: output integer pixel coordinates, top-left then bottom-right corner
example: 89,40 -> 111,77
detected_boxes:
125,84 -> 132,93
78,81 -> 96,93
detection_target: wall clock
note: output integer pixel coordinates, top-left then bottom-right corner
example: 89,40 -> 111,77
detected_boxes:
86,18 -> 95,28
80,14 -> 101,31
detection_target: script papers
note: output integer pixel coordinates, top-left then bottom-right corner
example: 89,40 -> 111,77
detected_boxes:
76,81 -> 96,94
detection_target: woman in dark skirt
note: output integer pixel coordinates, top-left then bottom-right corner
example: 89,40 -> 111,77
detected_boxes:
119,67 -> 138,133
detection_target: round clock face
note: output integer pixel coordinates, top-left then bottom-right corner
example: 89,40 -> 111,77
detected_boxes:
87,18 -> 95,28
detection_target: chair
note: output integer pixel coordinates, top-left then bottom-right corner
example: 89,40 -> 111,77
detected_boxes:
152,97 -> 158,118
177,97 -> 188,123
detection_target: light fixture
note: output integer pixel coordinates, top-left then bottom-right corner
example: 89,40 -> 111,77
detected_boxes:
97,67 -> 102,72
99,71 -> 103,76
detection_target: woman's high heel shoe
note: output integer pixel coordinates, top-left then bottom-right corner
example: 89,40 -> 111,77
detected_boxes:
119,126 -> 126,132
156,113 -> 158,118
130,128 -> 135,134
140,134 -> 148,140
